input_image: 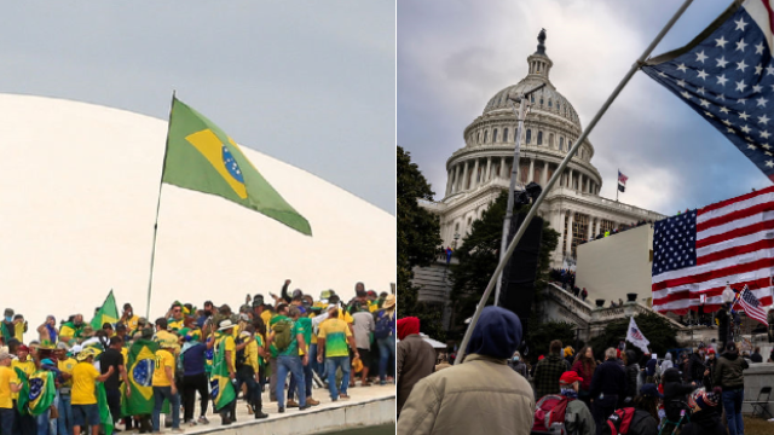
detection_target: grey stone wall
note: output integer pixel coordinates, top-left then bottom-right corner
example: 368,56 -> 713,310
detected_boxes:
742,362 -> 774,416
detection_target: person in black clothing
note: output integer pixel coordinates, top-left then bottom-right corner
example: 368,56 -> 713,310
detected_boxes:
751,347 -> 763,363
589,348 -> 628,435
688,344 -> 707,383
628,384 -> 662,435
703,348 -> 717,389
661,368 -> 696,430
680,388 -> 725,435
102,337 -> 129,430
623,350 -> 639,402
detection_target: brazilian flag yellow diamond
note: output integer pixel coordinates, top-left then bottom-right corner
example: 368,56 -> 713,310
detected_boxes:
162,97 -> 312,236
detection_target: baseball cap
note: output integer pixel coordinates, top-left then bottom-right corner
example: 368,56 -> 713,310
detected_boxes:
640,383 -> 664,399
708,348 -> 716,354
559,371 -> 583,385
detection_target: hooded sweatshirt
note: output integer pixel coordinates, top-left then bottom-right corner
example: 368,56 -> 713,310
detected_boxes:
679,409 -> 727,435
397,317 -> 420,340
713,349 -> 748,390
659,352 -> 674,374
662,368 -> 695,422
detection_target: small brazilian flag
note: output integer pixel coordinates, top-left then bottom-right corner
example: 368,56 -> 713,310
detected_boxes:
91,290 -> 119,331
27,371 -> 56,416
15,368 -> 29,416
162,97 -> 312,236
211,336 -> 235,411
122,338 -> 158,416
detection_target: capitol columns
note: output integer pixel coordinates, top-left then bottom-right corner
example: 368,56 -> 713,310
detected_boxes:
579,173 -> 585,193
461,161 -> 469,191
566,211 -> 575,258
500,157 -> 507,179
446,169 -> 453,196
471,158 -> 480,189
528,158 -> 535,184
454,164 -> 461,193
485,157 -> 492,183
542,161 -> 549,186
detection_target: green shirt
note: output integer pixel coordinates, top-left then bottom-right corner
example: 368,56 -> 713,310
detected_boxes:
279,320 -> 301,357
295,317 -> 312,355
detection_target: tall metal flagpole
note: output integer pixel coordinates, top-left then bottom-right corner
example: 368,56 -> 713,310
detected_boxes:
145,91 -> 176,320
616,169 -> 619,202
455,0 -> 695,365
495,83 -> 545,306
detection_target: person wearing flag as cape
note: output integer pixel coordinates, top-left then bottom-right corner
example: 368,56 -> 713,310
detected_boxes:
208,320 -> 237,426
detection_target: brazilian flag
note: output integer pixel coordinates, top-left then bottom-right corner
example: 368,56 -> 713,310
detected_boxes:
91,290 -> 119,330
59,322 -> 84,341
27,371 -> 55,416
210,337 -> 235,411
15,368 -> 29,416
162,97 -> 311,236
97,383 -> 114,435
122,338 -> 158,416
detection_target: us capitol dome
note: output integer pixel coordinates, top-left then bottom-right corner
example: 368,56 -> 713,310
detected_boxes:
420,31 -> 665,267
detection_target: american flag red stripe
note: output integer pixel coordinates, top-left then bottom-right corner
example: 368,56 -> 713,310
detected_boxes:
652,186 -> 774,314
737,286 -> 769,326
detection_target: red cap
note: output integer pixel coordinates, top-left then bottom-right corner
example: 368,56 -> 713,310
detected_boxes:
17,345 -> 29,352
559,371 -> 583,385
538,355 -> 545,360
708,348 -> 716,354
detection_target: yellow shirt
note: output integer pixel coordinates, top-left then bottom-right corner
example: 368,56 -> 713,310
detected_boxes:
0,366 -> 18,409
58,358 -> 77,388
13,323 -> 24,342
260,311 -> 273,328
309,313 -> 318,345
121,347 -> 129,367
339,310 -> 354,324
71,362 -> 100,405
11,360 -> 35,400
122,315 -> 140,333
245,339 -> 259,372
218,335 -> 236,373
152,349 -> 175,387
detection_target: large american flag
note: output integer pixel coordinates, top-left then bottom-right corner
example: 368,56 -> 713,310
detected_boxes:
652,187 -> 774,314
737,285 -> 770,325
642,0 -> 774,180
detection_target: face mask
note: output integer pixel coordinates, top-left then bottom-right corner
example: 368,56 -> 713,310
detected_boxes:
4,317 -> 11,322
513,356 -> 520,362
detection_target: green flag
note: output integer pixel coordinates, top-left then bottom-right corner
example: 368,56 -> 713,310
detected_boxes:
15,368 -> 29,416
211,336 -> 236,411
91,290 -> 119,330
97,383 -> 114,435
27,371 -> 56,416
122,338 -> 158,416
162,97 -> 312,236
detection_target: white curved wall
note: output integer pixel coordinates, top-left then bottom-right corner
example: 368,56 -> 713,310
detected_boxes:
0,94 -> 395,327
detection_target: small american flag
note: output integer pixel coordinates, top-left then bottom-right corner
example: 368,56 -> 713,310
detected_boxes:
618,170 -> 628,185
652,186 -> 774,314
642,1 -> 774,180
737,285 -> 769,325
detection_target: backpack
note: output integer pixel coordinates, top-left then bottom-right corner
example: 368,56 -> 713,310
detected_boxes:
601,408 -> 636,435
374,311 -> 393,339
273,319 -> 294,352
532,395 -> 571,434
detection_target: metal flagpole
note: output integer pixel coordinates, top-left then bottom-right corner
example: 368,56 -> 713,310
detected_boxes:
145,90 -> 176,320
455,0 -> 695,365
616,169 -> 619,202
495,83 -> 545,306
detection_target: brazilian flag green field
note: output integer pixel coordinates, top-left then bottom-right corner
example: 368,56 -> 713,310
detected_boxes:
162,97 -> 311,236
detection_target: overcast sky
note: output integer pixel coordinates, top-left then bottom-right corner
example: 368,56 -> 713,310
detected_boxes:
2,1 -> 395,214
399,0 -> 772,215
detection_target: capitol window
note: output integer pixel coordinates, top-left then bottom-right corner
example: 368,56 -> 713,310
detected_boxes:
540,97 -> 544,105
537,131 -> 543,145
526,129 -> 532,144
531,95 -> 535,103
493,128 -> 499,143
549,133 -> 554,148
559,137 -> 564,151
484,130 -> 488,143
503,128 -> 509,142
548,99 -> 552,108
477,131 -> 481,143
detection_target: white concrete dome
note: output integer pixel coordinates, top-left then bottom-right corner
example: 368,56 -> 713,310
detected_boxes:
0,93 -> 395,328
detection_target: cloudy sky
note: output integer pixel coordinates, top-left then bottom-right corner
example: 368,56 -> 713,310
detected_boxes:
399,0 -> 770,215
2,2 -> 395,214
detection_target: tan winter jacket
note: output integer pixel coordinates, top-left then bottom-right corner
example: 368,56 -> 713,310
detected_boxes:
397,353 -> 535,435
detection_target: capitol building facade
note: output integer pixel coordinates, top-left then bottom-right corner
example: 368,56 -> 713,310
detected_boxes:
420,35 -> 665,267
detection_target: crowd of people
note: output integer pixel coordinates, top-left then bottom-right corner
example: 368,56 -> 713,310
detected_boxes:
396,307 -> 759,435
0,280 -> 397,434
